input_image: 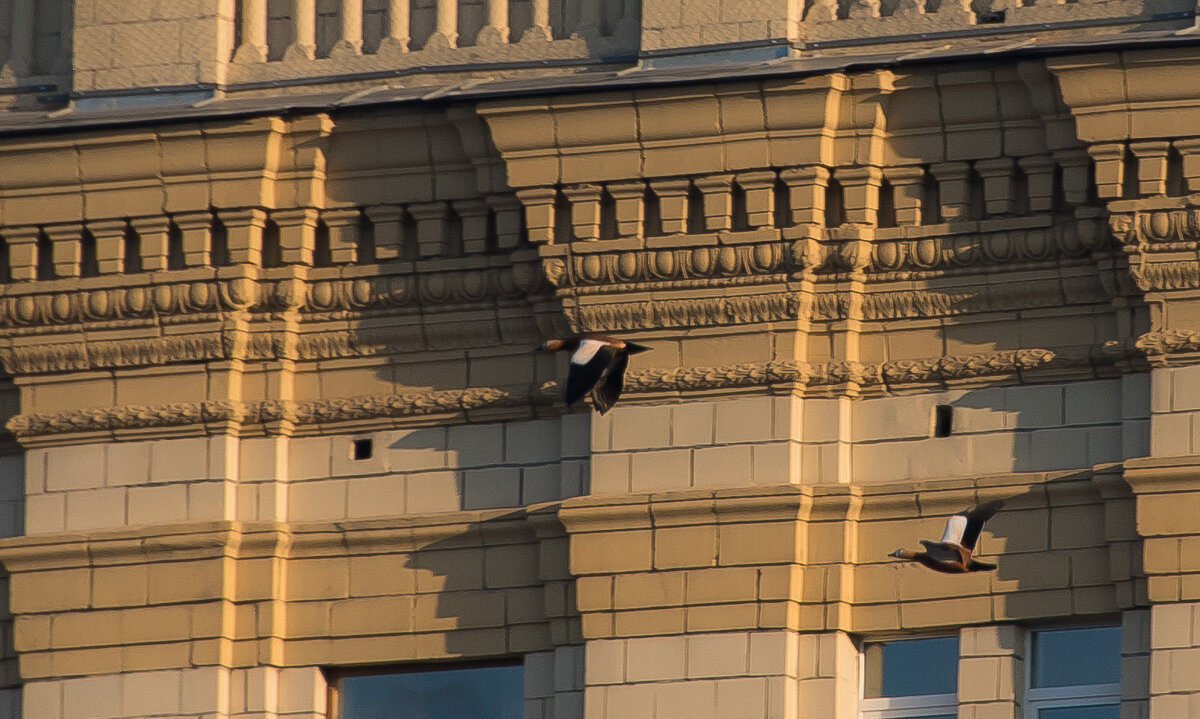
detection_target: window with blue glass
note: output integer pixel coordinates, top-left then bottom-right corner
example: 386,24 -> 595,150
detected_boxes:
1025,625 -> 1121,719
860,636 -> 959,719
332,662 -> 524,719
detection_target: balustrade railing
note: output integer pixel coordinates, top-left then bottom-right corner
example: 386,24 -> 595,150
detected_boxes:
232,0 -> 633,63
0,0 -> 70,82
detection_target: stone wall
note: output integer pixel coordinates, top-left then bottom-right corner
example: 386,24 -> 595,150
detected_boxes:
2,8 -> 1200,719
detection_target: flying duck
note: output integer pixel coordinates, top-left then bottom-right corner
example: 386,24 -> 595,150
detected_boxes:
888,500 -> 1004,574
536,334 -> 651,414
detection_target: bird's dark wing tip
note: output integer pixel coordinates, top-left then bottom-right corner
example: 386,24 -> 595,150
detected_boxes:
960,499 -> 1005,518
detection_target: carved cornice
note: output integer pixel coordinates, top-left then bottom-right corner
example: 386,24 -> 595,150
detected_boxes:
1104,329 -> 1200,361
868,219 -> 1107,273
625,350 -> 1056,392
1108,209 -> 1200,292
562,243 -> 790,287
7,349 -> 1057,440
1131,261 -> 1200,292
547,220 -> 1108,293
0,335 -> 229,374
6,386 -> 547,440
567,273 -> 1109,332
0,219 -> 1119,371
1110,209 -> 1200,252
0,262 -> 548,331
572,293 -> 808,332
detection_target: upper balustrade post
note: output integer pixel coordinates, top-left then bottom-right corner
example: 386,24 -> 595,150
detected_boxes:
232,0 -> 269,63
427,0 -> 459,49
284,0 -> 317,60
477,0 -> 511,45
3,0 -> 36,76
380,0 -> 411,52
522,0 -> 552,42
331,0 -> 364,57
576,0 -> 602,39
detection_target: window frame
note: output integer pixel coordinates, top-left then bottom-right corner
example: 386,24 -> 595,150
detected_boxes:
325,658 -> 525,719
859,635 -> 959,719
1022,625 -> 1122,719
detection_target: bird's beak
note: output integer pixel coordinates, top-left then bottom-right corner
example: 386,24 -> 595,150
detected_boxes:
624,342 -> 653,354
888,549 -> 902,558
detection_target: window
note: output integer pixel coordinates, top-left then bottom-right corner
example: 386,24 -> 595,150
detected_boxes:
332,663 -> 524,719
861,636 -> 958,719
1025,626 -> 1121,719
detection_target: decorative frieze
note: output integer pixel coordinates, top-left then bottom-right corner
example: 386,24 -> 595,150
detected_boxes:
0,261 -> 547,329
4,349 -> 1058,439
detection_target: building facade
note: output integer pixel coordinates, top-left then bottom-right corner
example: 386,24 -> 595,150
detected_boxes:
0,0 -> 1198,717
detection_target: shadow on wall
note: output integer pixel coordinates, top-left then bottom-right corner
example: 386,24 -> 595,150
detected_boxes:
398,509 -> 579,707
384,412 -> 589,515
905,382 -> 1148,609
0,376 -> 21,715
981,468 -> 1141,608
937,377 -> 1150,477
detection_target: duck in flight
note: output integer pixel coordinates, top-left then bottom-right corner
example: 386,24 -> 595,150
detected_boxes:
537,334 -> 651,414
889,501 -> 1004,574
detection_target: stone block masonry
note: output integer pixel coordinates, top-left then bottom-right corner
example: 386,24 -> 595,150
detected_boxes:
5,3 -> 1200,719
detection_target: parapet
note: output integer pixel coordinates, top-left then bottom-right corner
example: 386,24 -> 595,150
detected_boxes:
0,0 -> 1196,109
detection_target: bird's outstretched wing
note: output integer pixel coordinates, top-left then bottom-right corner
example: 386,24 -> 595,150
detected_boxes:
564,340 -> 615,407
939,514 -> 968,545
590,352 -> 629,415
919,540 -> 967,563
959,500 -> 1004,552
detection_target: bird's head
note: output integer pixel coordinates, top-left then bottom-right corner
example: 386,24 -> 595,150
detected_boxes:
888,549 -> 909,559
535,338 -> 565,353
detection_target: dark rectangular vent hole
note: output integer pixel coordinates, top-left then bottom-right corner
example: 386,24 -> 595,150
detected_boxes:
933,405 -> 953,438
977,9 -> 1005,23
352,438 -> 373,460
